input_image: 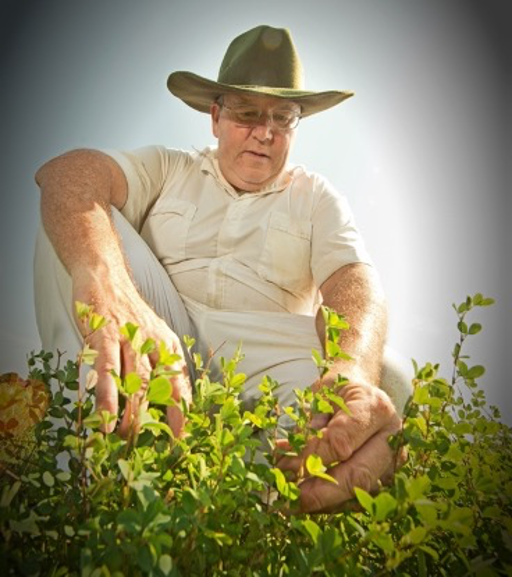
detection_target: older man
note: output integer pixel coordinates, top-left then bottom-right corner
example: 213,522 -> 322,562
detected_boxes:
34,25 -> 409,513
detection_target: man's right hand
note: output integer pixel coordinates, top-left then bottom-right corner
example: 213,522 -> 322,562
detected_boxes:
73,273 -> 192,438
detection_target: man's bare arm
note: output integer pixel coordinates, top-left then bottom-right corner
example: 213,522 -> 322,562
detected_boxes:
35,150 -> 191,436
36,149 -> 129,283
315,263 -> 387,388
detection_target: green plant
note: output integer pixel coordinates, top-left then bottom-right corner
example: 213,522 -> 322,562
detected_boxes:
0,294 -> 510,576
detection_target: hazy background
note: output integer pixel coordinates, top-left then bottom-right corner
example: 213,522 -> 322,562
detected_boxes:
1,0 -> 510,421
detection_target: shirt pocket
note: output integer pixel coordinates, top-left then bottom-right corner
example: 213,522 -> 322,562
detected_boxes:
141,196 -> 197,264
258,211 -> 313,295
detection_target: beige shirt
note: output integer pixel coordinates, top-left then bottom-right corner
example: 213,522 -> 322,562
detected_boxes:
107,145 -> 371,317
106,145 -> 372,409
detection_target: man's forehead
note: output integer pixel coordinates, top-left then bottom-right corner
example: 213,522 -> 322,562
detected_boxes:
222,92 -> 300,111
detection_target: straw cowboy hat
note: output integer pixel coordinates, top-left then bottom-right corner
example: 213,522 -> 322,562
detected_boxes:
167,25 -> 353,118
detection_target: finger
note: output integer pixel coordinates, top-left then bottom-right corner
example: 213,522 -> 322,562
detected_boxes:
147,337 -> 191,438
380,444 -> 408,486
118,342 -> 152,437
273,411 -> 329,468
90,336 -> 121,432
297,427 -> 397,514
309,412 -> 330,430
165,368 -> 193,438
167,404 -> 185,439
148,337 -> 191,397
170,366 -> 192,405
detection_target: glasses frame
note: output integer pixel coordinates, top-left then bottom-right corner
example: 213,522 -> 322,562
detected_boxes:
217,99 -> 302,131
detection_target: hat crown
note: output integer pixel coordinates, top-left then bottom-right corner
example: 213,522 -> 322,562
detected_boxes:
217,25 -> 304,90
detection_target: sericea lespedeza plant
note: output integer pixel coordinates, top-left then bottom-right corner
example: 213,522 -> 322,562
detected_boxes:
0,293 -> 510,576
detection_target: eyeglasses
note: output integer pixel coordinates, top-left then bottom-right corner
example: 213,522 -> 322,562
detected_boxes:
219,103 -> 301,131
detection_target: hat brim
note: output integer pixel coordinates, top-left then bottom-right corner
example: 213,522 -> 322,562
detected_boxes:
167,71 -> 354,118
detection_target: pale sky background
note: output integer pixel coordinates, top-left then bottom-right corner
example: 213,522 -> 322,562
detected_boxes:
1,0 -> 510,421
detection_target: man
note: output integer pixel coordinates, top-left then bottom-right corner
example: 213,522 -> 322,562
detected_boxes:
34,25 -> 410,513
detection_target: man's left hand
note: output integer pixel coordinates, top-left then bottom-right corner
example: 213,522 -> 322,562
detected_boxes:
276,382 -> 405,513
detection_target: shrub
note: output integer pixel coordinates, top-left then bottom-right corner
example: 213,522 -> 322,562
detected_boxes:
0,294 -> 510,576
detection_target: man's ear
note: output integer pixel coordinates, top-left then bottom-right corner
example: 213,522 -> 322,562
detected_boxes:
210,103 -> 220,138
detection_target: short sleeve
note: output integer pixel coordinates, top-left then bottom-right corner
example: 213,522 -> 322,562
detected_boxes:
311,176 -> 373,288
101,146 -> 193,232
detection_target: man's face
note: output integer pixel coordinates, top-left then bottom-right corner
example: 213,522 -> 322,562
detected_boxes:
210,93 -> 299,192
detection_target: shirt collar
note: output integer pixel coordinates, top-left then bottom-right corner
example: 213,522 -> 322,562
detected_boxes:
198,146 -> 295,197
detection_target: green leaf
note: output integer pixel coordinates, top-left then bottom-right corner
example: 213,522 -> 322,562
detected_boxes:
473,293 -> 483,305
466,365 -> 485,379
158,555 -> 173,576
75,301 -> 92,319
230,373 -> 246,388
305,454 -> 338,484
56,472 -> 71,482
312,348 -> 324,367
140,338 -> 156,355
468,323 -> 482,335
419,545 -> 439,561
324,389 -> 351,415
302,519 -> 322,544
314,398 -> 334,414
120,322 -> 140,343
147,376 -> 173,405
118,459 -> 132,482
479,297 -> 495,306
413,385 -> 430,405
137,544 -> 154,573
82,412 -> 104,429
158,341 -> 182,367
326,340 -> 341,358
270,468 -> 300,501
89,312 -> 109,332
42,471 -> 55,488
457,321 -> 468,334
374,492 -> 397,521
482,505 -> 501,519
457,360 -> 468,377
354,487 -> 374,514
140,420 -> 174,437
0,481 -> 21,508
85,369 -> 98,391
203,528 -> 233,546
416,501 -> 438,525
125,372 -> 142,395
80,344 -> 98,366
117,509 -> 142,534
326,309 -> 350,330
403,526 -> 427,545
407,475 -> 431,500
372,532 -> 394,553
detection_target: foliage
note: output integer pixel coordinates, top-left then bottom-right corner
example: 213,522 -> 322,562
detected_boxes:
0,294 -> 511,576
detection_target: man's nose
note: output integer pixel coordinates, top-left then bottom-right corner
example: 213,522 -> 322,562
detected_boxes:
251,115 -> 274,140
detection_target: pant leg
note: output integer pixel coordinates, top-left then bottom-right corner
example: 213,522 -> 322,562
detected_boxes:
380,347 -> 413,414
33,209 -> 196,374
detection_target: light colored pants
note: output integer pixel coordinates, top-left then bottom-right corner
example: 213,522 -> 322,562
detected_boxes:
34,210 -> 413,416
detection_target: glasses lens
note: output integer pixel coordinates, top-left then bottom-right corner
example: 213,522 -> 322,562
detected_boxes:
230,106 -> 262,125
223,105 -> 300,130
272,111 -> 299,130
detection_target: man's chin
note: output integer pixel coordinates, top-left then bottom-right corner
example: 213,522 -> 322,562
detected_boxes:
238,174 -> 277,192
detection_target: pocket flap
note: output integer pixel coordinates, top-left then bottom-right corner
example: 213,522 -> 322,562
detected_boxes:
268,212 -> 311,240
152,196 -> 197,220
